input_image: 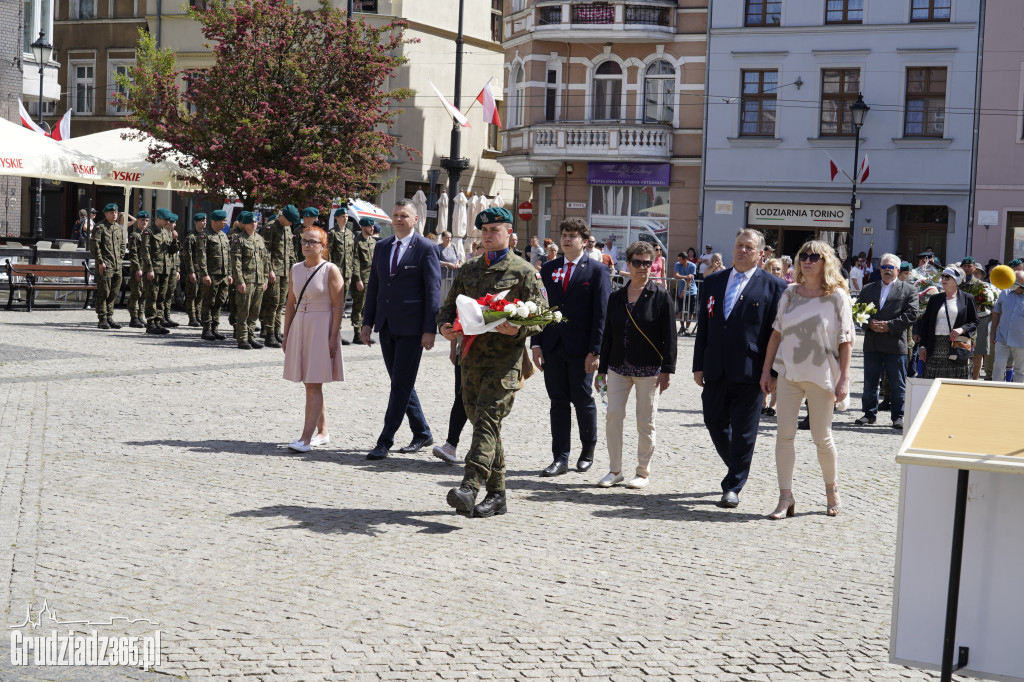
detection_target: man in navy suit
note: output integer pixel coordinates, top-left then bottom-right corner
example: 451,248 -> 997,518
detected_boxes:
693,228 -> 785,508
531,217 -> 611,476
361,199 -> 442,460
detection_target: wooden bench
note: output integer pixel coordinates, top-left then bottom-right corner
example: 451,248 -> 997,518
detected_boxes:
4,260 -> 95,312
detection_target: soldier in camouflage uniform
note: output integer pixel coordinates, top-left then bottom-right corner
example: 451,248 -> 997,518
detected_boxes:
226,217 -> 245,327
295,207 -> 319,263
162,216 -> 182,328
438,207 -> 546,518
351,217 -> 377,344
89,203 -> 127,330
181,213 -> 206,327
196,209 -> 233,341
232,211 -> 271,349
126,210 -> 150,328
327,210 -> 356,346
140,208 -> 179,335
258,204 -> 298,346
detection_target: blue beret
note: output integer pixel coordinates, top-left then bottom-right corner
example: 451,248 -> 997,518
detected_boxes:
167,213 -> 179,222
238,211 -> 256,225
475,207 -> 514,229
358,217 -> 375,228
136,210 -> 150,218
103,203 -> 119,213
155,208 -> 173,221
301,207 -> 320,217
193,212 -> 207,222
281,205 -> 300,224
210,210 -> 227,221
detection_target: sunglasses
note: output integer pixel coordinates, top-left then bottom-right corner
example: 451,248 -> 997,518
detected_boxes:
879,265 -> 896,271
300,239 -> 322,247
630,259 -> 653,268
798,252 -> 822,263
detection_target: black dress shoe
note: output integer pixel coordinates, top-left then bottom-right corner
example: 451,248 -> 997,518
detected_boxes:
717,491 -> 740,508
398,436 -> 433,454
540,460 -> 569,477
366,444 -> 389,460
879,399 -> 891,411
473,491 -> 507,518
447,485 -> 478,515
577,444 -> 595,472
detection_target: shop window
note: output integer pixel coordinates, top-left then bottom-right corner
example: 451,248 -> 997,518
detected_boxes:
643,60 -> 675,124
911,0 -> 950,22
592,61 -> 622,121
820,68 -> 860,136
745,0 -> 781,26
904,67 -> 946,137
740,69 -> 777,136
826,0 -> 862,24
590,185 -> 670,271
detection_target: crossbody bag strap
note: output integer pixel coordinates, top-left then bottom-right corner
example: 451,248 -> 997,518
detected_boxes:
295,262 -> 327,310
624,298 -> 663,362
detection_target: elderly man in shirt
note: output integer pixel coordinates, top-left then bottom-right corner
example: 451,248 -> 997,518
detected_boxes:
990,270 -> 1024,383
855,253 -> 919,430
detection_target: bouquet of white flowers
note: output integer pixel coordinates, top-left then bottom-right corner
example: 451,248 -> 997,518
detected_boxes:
852,301 -> 878,326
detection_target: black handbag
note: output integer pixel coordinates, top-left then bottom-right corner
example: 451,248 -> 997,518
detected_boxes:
943,300 -> 972,365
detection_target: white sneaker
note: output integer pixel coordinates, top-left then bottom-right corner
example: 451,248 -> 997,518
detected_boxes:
625,476 -> 649,489
597,472 -> 625,488
310,433 -> 330,447
288,440 -> 311,453
432,442 -> 459,464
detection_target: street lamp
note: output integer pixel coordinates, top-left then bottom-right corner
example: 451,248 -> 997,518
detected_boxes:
30,31 -> 53,240
847,93 -> 870,254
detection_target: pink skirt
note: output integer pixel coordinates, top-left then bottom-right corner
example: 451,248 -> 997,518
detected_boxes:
283,309 -> 344,383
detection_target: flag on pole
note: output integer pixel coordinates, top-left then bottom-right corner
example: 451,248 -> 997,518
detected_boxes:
858,155 -> 870,184
18,99 -> 47,135
429,81 -> 469,127
50,110 -> 71,141
475,78 -> 501,128
825,152 -> 848,182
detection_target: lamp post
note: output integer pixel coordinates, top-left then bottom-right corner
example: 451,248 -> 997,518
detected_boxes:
441,0 -> 469,229
30,31 -> 53,240
847,93 -> 870,255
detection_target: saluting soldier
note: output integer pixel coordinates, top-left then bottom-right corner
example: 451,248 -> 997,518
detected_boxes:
350,217 -> 377,344
140,208 -> 179,335
196,209 -> 233,341
181,213 -> 206,327
126,210 -> 150,328
89,202 -> 127,330
258,204 -> 297,346
162,216 -> 182,328
437,207 -> 547,518
327,210 -> 356,346
232,211 -> 271,350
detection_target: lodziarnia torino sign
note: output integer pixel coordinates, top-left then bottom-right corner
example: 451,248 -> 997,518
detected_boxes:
746,202 -> 851,229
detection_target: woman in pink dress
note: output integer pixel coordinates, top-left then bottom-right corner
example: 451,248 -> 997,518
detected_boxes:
650,246 -> 667,288
282,226 -> 345,452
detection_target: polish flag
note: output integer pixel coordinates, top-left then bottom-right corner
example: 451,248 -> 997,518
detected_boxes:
429,81 -> 469,127
858,155 -> 870,184
18,99 -> 47,135
826,153 -> 843,182
475,78 -> 501,128
49,110 -> 71,141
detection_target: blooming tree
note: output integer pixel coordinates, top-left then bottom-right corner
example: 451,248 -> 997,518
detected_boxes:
118,0 -> 415,208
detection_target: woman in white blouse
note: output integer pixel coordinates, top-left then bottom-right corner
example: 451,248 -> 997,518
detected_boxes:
760,240 -> 854,519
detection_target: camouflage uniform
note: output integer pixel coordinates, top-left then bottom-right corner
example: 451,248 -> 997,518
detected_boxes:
328,224 -> 356,286
88,217 -> 125,326
259,219 -> 297,340
126,226 -> 146,324
232,229 -> 271,348
226,222 -> 245,326
351,232 -> 376,335
140,224 -> 178,329
196,226 -> 232,340
163,236 -> 181,325
180,228 -> 203,325
436,253 -> 545,493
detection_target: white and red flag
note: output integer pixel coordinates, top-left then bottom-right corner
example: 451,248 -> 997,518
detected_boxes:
18,99 -> 46,135
429,81 -> 469,128
857,155 -> 870,184
825,153 -> 846,182
18,99 -> 71,140
475,78 -> 501,128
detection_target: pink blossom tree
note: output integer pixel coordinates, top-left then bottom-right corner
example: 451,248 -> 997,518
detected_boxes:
118,0 -> 415,209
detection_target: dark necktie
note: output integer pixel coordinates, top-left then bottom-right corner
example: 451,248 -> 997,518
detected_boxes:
390,242 -> 401,276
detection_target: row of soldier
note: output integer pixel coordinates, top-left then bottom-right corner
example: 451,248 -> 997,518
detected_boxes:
88,203 -> 378,349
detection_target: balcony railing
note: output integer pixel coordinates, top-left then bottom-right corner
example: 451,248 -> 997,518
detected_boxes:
624,5 -> 670,26
572,3 -> 615,24
531,123 -> 671,159
538,6 -> 562,25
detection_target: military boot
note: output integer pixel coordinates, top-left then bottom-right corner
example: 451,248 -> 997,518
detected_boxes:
212,326 -> 227,341
264,332 -> 281,349
473,491 -> 507,518
128,316 -> 145,328
352,332 -> 364,345
146,322 -> 169,335
237,340 -> 252,349
163,317 -> 180,328
249,336 -> 265,349
201,324 -> 216,341
107,317 -> 122,329
97,318 -> 110,329
188,316 -> 201,327
446,485 -> 478,516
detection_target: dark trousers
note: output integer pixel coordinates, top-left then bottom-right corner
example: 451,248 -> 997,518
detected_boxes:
542,346 -> 597,461
701,378 -> 764,493
377,323 -> 431,448
862,350 -> 906,420
446,364 -> 468,447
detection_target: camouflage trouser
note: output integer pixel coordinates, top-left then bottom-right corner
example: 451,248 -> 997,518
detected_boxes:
163,271 -> 179,317
349,277 -> 367,331
144,274 -> 170,323
234,284 -> 265,342
127,275 -> 144,320
201,276 -> 230,329
259,271 -> 289,335
460,364 -> 520,493
94,266 -> 122,320
184,276 -> 201,320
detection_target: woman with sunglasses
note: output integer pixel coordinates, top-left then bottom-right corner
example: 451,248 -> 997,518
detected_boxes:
914,265 -> 978,380
282,225 -> 346,452
760,241 -> 854,518
595,241 -> 677,489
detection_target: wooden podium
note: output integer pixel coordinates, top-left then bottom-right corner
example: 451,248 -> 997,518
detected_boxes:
890,379 -> 1024,681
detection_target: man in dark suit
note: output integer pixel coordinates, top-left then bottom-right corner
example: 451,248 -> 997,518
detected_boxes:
855,253 -> 918,430
693,228 -> 786,508
531,217 -> 611,476
361,199 -> 442,460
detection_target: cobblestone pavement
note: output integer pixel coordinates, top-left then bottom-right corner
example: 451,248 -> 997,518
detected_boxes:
0,308 -> 942,681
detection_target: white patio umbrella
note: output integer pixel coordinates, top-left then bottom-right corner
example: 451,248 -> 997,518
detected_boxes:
466,194 -> 483,240
411,189 -> 428,235
492,192 -> 505,209
436,191 -> 449,234
60,128 -> 200,192
0,118 -> 102,183
452,192 -> 468,261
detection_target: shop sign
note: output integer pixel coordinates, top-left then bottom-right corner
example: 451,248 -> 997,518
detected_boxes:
587,162 -> 670,187
747,202 -> 850,229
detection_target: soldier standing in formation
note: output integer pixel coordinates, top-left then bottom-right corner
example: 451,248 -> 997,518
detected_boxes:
181,213 -> 206,327
162,216 -> 181,328
259,204 -> 298,347
327,210 -> 356,346
232,211 -> 271,350
226,216 -> 245,327
140,208 -> 179,335
438,207 -> 547,518
89,203 -> 127,330
196,209 -> 233,341
126,210 -> 150,328
350,217 -> 376,345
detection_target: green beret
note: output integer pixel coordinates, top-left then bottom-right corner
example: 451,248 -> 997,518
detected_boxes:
210,209 -> 227,221
155,208 -> 173,221
1009,259 -> 1023,268
475,207 -> 514,229
193,212 -> 207,222
961,256 -> 976,265
238,211 -> 256,225
167,213 -> 179,222
103,203 -> 119,213
301,207 -> 320,218
358,217 -> 375,228
281,204 -> 300,224
136,210 -> 150,219
900,261 -> 912,272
